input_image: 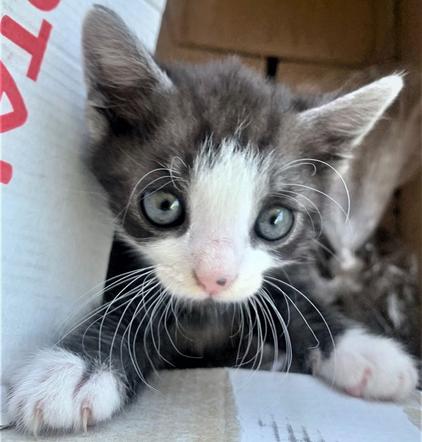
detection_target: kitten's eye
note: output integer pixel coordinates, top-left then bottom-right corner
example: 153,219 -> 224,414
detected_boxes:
255,206 -> 294,241
141,191 -> 184,227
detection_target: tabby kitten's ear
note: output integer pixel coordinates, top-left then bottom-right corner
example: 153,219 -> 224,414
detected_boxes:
297,75 -> 403,154
82,6 -> 173,138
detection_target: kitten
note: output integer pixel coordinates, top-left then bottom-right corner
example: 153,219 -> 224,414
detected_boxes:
312,229 -> 421,367
307,95 -> 421,367
8,6 -> 418,435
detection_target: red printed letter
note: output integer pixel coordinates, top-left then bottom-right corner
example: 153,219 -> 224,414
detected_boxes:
0,61 -> 28,133
0,160 -> 13,184
28,0 -> 60,11
0,16 -> 52,81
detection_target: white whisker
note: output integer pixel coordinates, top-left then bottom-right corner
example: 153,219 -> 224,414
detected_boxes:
280,157 -> 350,220
259,289 -> 293,373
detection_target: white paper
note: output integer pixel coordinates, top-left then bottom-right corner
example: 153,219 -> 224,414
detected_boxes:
229,370 -> 420,442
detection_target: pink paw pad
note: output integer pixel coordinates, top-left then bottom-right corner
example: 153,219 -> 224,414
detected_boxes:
345,367 -> 372,397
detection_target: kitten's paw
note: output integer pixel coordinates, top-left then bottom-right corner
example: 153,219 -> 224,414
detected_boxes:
313,329 -> 418,401
8,348 -> 126,435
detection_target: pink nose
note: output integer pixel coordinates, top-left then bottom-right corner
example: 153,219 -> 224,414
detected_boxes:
194,270 -> 236,295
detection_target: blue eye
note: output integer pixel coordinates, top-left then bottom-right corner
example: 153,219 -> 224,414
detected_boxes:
255,206 -> 294,241
141,191 -> 184,227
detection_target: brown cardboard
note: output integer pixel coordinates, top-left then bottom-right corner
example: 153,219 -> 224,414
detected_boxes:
172,0 -> 396,65
276,63 -> 356,92
397,0 -> 422,284
156,4 -> 265,73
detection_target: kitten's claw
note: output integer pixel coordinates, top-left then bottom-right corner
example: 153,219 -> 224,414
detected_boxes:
313,328 -> 418,401
32,404 -> 43,438
81,404 -> 91,433
8,348 -> 126,434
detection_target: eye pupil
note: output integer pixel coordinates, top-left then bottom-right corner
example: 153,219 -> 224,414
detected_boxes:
160,200 -> 171,211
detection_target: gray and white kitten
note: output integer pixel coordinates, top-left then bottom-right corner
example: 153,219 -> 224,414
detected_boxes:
8,6 -> 418,435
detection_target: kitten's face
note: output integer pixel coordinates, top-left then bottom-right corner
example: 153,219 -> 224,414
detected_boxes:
82,7 -> 403,304
98,132 -> 317,303
132,140 -> 305,303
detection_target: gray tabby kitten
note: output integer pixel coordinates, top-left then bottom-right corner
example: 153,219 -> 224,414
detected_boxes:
8,6 -> 418,435
309,95 -> 421,364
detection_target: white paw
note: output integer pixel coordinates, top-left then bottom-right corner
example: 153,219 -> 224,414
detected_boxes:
313,328 -> 418,401
8,348 -> 126,434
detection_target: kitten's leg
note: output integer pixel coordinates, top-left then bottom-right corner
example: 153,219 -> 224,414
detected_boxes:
311,327 -> 419,401
8,347 -> 128,435
8,303 -> 167,434
266,283 -> 418,400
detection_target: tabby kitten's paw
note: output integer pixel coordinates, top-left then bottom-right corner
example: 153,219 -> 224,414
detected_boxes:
8,348 -> 126,435
313,329 -> 418,401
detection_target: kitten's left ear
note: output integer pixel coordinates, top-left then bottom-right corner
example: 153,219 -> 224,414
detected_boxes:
297,74 -> 403,152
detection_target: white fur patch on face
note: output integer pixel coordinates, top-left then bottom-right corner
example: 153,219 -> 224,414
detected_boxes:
141,139 -> 277,302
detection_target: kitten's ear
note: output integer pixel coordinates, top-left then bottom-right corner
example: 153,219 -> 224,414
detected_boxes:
82,6 -> 173,134
297,75 -> 403,153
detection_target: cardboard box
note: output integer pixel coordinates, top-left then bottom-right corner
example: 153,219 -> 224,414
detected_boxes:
161,0 -> 396,65
2,369 -> 420,441
0,0 -> 166,426
397,0 -> 422,285
156,1 -> 265,72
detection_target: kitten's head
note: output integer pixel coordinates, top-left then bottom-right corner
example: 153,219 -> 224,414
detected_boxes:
82,6 -> 403,303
